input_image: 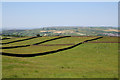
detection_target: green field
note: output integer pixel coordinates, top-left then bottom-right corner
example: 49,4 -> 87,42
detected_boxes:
1,36 -> 118,78
2,37 -> 31,43
42,36 -> 96,44
2,36 -> 57,47
89,37 -> 119,42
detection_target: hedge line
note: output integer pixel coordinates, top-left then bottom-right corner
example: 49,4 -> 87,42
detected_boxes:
1,36 -> 70,49
1,37 -> 103,57
0,38 -> 11,40
1,36 -> 38,45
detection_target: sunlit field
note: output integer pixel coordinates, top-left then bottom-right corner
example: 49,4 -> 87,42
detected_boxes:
1,36 -> 118,78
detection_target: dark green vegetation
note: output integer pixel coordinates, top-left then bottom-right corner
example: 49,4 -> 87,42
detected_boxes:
2,27 -> 119,37
1,36 -> 118,78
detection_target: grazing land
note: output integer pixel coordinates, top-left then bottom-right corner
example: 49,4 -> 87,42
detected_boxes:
1,36 -> 118,78
2,37 -> 57,47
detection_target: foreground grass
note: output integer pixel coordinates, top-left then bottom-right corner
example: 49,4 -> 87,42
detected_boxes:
2,42 -> 118,78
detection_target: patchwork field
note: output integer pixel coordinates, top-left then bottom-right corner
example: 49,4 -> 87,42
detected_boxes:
88,37 -> 118,43
1,36 -> 119,78
41,36 -> 96,44
2,36 -> 57,47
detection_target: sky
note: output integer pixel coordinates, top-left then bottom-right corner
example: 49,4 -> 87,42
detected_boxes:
2,2 -> 118,29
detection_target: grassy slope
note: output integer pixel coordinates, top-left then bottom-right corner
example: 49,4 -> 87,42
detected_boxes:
2,37 -> 57,47
2,37 -> 31,43
2,37 -> 118,78
2,45 -> 69,54
2,36 -> 96,54
89,37 -> 118,42
42,37 -> 96,44
2,37 -> 96,54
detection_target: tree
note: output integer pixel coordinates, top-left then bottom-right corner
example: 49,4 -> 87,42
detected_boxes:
36,34 -> 40,37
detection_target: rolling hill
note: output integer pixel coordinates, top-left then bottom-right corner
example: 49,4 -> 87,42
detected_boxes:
1,27 -> 119,37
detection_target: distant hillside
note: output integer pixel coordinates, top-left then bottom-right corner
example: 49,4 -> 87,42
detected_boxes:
1,27 -> 119,37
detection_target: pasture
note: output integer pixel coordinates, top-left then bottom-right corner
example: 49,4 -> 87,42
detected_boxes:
1,36 -> 118,78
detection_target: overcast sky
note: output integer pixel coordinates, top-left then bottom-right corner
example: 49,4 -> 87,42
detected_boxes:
2,2 -> 118,29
